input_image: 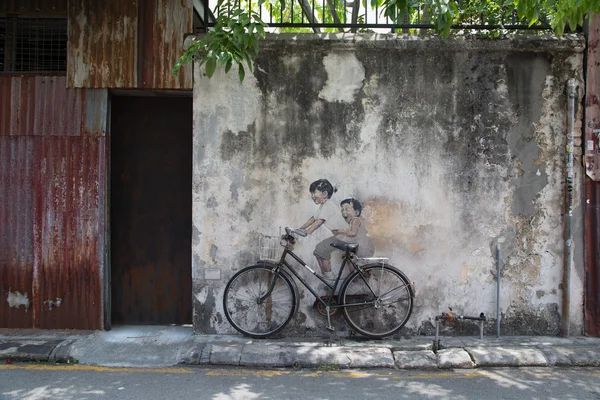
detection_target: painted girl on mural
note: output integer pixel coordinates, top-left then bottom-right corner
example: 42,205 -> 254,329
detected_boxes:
298,179 -> 347,282
298,179 -> 375,287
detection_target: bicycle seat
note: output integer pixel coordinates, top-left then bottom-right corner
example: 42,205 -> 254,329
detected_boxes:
330,242 -> 359,252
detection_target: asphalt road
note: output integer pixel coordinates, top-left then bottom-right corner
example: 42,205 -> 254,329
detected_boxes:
1,365 -> 600,400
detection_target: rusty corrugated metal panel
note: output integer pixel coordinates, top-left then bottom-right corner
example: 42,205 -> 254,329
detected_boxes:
0,75 -> 107,329
0,78 -> 11,136
585,13 -> 600,337
139,0 -> 193,89
84,90 -> 109,136
32,137 -> 105,329
585,179 -> 600,336
0,76 -> 39,136
0,0 -> 67,14
67,0 -> 138,88
0,76 -> 106,136
32,76 -> 84,136
0,137 -> 35,328
585,12 -> 600,180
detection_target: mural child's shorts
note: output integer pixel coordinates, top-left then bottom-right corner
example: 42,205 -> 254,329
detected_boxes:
313,236 -> 348,260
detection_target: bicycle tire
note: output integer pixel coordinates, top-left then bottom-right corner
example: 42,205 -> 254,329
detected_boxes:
223,264 -> 297,338
340,264 -> 413,339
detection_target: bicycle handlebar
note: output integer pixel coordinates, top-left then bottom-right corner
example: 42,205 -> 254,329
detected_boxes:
285,227 -> 307,237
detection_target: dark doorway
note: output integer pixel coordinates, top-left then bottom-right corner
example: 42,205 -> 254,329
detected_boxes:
110,95 -> 192,325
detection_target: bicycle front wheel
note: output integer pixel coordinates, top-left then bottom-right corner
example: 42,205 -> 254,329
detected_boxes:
223,265 -> 297,338
341,264 -> 413,339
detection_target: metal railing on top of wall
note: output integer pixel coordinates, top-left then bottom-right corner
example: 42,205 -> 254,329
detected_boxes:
199,0 -> 553,32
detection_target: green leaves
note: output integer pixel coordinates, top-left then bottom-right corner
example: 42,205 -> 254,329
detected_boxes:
238,63 -> 246,81
206,56 -> 217,78
513,0 -> 542,26
381,0 -> 459,37
171,0 -> 266,82
173,0 -> 600,81
545,0 -> 600,34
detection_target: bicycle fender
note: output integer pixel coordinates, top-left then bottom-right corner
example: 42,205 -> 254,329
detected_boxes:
344,263 -> 414,298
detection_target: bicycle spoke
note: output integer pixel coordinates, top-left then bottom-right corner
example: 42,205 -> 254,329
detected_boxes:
224,265 -> 296,338
341,265 -> 413,339
379,296 -> 411,305
379,283 -> 409,298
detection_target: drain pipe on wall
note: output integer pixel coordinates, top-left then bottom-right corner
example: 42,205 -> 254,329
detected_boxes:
562,79 -> 576,337
496,237 -> 504,338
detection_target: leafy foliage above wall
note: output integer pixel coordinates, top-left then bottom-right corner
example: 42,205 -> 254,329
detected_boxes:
172,0 -> 600,81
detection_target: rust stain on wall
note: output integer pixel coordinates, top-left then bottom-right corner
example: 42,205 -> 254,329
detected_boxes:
585,13 -> 600,337
0,76 -> 107,137
67,0 -> 192,89
0,76 -> 107,330
366,197 -> 429,255
32,137 -> 105,329
139,0 -> 193,89
0,137 -> 35,328
68,0 -> 138,88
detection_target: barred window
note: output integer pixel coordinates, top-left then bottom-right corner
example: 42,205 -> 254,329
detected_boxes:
1,16 -> 67,73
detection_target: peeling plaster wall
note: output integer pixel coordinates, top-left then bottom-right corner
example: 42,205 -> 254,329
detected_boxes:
192,34 -> 585,337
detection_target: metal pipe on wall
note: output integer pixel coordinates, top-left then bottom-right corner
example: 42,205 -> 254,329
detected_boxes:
562,79 -> 576,337
496,243 -> 501,338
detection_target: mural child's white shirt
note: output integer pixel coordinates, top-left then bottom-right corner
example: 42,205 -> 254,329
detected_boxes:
313,200 -> 346,232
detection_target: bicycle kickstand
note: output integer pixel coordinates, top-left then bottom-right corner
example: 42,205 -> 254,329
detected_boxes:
325,307 -> 335,331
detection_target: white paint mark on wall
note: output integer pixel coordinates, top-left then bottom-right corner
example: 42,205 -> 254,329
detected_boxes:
195,68 -> 261,134
319,53 -> 365,103
44,297 -> 62,311
195,288 -> 209,304
7,290 -> 30,310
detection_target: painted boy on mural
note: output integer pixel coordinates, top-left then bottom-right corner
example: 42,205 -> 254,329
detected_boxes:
298,179 -> 375,285
336,198 -> 375,259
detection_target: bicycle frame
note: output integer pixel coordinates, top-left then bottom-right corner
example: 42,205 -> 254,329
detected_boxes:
260,244 -> 376,313
223,228 -> 414,338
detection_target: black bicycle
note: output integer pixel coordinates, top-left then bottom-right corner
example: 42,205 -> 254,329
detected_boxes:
223,227 -> 414,339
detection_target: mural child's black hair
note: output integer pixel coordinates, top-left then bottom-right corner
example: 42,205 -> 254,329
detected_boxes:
341,198 -> 362,217
309,179 -> 336,199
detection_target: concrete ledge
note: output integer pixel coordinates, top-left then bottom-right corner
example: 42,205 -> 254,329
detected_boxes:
437,348 -> 474,369
286,346 -> 352,368
0,339 -> 62,362
3,331 -> 600,370
393,350 -> 437,369
209,344 -> 244,365
466,346 -> 548,367
539,346 -> 600,367
49,339 -> 76,363
239,344 -> 299,367
345,347 -> 395,368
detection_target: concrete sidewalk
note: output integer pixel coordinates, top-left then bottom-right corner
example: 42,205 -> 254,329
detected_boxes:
1,326 -> 600,369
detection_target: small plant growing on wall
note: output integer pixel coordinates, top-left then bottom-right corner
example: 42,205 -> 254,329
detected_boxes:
172,0 -> 267,82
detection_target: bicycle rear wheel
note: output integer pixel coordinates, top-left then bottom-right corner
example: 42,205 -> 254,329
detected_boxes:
223,265 -> 297,338
340,264 -> 413,339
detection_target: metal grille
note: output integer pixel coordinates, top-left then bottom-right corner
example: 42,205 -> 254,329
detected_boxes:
202,0 -> 552,32
1,16 -> 67,72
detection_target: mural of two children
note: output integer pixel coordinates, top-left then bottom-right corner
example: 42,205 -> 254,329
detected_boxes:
298,179 -> 375,282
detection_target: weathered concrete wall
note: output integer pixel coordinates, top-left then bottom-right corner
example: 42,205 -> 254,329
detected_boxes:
192,34 -> 585,337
